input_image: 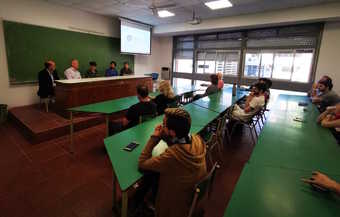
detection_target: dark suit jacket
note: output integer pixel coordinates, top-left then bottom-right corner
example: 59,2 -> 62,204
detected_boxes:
120,68 -> 133,76
37,69 -> 59,98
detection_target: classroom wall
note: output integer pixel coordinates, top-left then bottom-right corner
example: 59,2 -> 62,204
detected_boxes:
316,21 -> 340,94
0,0 -> 170,108
134,36 -> 173,78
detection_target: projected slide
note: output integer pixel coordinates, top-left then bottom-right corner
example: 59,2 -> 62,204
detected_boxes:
121,23 -> 151,55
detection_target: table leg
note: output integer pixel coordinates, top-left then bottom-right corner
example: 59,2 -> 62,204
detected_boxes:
121,191 -> 128,217
106,114 -> 109,137
113,171 -> 117,209
70,111 -> 74,154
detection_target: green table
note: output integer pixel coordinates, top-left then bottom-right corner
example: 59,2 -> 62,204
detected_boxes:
193,88 -> 248,113
67,86 -> 200,153
250,95 -> 340,175
104,115 -> 202,217
224,94 -> 340,217
183,103 -> 220,127
224,164 -> 340,217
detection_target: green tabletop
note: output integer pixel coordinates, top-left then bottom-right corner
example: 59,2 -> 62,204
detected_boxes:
69,95 -> 139,114
250,95 -> 340,175
224,164 -> 340,217
104,115 -> 203,191
193,88 -> 248,113
183,103 -> 220,127
69,86 -> 200,114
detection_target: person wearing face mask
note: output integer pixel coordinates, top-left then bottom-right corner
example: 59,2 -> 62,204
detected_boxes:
138,108 -> 207,217
312,77 -> 340,112
231,82 -> 266,122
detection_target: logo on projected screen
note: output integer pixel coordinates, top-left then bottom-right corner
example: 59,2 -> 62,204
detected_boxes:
127,35 -> 133,42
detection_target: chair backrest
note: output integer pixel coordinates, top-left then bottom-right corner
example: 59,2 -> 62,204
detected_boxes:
139,114 -> 156,124
197,162 -> 219,199
167,96 -> 180,108
188,162 -> 219,217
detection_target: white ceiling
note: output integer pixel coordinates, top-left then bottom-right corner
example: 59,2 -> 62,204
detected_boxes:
46,0 -> 338,26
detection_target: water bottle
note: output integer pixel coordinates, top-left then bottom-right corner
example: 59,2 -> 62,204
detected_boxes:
232,83 -> 236,96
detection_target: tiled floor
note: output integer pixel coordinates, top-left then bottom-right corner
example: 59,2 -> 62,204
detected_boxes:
0,119 -> 255,217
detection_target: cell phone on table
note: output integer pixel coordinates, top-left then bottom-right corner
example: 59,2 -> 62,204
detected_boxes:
123,142 -> 139,152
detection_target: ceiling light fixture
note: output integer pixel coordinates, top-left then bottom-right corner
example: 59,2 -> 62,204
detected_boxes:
205,0 -> 233,10
158,10 -> 175,18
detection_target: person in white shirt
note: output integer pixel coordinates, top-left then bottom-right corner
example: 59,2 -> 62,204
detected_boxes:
64,59 -> 81,79
231,82 -> 266,122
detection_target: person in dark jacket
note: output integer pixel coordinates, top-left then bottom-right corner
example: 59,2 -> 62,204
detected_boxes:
85,61 -> 98,78
154,80 -> 176,114
37,60 -> 59,99
120,62 -> 134,76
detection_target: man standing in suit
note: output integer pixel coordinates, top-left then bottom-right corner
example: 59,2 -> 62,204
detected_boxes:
37,60 -> 59,99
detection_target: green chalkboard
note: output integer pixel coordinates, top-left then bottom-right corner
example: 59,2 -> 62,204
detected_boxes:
3,20 -> 134,84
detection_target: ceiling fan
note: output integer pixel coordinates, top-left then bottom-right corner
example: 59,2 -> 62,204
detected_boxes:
188,10 -> 201,25
148,0 -> 177,16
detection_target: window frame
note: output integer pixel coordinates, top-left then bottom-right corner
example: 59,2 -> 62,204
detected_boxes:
195,49 -> 241,77
242,48 -> 315,83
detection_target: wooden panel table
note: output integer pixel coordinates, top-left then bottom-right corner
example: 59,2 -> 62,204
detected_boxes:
55,75 -> 152,116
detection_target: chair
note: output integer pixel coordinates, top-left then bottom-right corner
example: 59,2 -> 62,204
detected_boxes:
187,162 -> 220,217
182,92 -> 194,104
139,114 -> 156,124
203,115 -> 227,165
225,106 -> 262,146
167,96 -> 181,108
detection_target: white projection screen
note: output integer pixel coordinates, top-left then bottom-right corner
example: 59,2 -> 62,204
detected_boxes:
120,18 -> 152,55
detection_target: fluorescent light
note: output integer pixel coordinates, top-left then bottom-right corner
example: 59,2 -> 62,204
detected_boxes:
158,10 -> 175,18
205,0 -> 233,10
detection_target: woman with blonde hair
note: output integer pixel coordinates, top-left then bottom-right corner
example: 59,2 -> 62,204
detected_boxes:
154,80 -> 176,114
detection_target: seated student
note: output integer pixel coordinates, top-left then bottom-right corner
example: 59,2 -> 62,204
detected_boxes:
138,108 -> 207,217
154,80 -> 176,115
37,60 -> 59,99
120,62 -> 134,76
85,61 -> 98,78
64,59 -> 81,79
105,61 -> 118,77
217,72 -> 224,90
109,85 -> 157,135
308,75 -> 330,97
312,77 -> 340,112
231,82 -> 266,122
258,78 -> 272,101
205,74 -> 219,95
317,103 -> 340,128
302,171 -> 340,196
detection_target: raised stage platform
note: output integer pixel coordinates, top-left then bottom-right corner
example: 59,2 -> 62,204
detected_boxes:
9,105 -> 105,144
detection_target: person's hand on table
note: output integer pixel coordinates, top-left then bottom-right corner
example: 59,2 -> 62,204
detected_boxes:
302,171 -> 339,194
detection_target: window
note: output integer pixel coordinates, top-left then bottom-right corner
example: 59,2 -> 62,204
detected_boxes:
244,49 -> 314,83
244,53 -> 260,77
259,53 -> 273,78
174,50 -> 193,73
173,24 -> 322,91
173,78 -> 192,88
291,51 -> 313,82
272,52 -> 294,80
196,50 -> 239,75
